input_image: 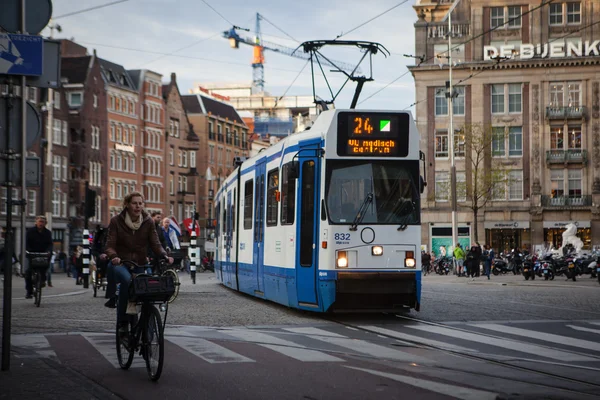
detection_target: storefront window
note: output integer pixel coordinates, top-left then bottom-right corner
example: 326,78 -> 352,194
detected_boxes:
544,227 -> 590,249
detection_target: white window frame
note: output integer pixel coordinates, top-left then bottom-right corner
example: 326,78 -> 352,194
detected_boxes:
62,156 -> 68,181
508,170 -> 523,200
508,127 -> 523,157
435,172 -> 449,202
27,190 -> 36,216
491,84 -> 505,114
435,130 -> 449,158
508,83 -> 522,113
69,92 -> 83,107
435,88 -> 448,116
190,151 -> 196,168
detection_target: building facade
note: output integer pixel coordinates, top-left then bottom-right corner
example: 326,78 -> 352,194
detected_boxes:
411,0 -> 600,253
99,60 -> 141,218
162,73 -> 199,233
182,93 -> 249,254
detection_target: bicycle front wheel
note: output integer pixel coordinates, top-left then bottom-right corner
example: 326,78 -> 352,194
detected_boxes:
164,269 -> 179,304
144,305 -> 164,381
34,272 -> 42,307
116,320 -> 134,369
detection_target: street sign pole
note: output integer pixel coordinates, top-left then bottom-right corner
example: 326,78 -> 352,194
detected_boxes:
20,0 -> 29,323
1,81 -> 16,372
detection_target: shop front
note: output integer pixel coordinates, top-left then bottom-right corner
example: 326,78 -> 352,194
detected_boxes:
429,225 -> 471,257
543,220 -> 591,249
484,221 -> 530,253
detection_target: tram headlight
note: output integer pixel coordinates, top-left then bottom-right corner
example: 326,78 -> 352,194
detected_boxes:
405,251 -> 415,268
336,251 -> 348,268
371,246 -> 383,256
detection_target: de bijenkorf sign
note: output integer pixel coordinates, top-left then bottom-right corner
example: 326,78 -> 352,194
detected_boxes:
0,33 -> 43,76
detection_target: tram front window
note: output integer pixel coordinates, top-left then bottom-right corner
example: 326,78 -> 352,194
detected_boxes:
325,160 -> 420,225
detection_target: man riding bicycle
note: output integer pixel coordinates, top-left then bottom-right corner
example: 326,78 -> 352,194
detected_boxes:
25,216 -> 53,298
104,192 -> 173,339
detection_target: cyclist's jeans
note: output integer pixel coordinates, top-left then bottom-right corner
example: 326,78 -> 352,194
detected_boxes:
114,265 -> 145,324
25,263 -> 47,294
104,263 -> 116,299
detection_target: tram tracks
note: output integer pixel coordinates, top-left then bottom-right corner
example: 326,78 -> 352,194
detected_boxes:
326,313 -> 600,398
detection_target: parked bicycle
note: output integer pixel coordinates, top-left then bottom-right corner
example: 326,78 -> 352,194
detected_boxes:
115,259 -> 175,381
26,251 -> 50,307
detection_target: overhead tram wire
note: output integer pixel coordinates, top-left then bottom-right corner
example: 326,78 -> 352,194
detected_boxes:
399,17 -> 600,111
199,0 -> 236,26
273,60 -> 311,109
260,14 -> 299,43
359,0 -> 556,104
334,0 -> 410,40
53,0 -> 129,19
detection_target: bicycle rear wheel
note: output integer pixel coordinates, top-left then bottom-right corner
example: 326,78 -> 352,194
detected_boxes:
164,269 -> 179,304
116,320 -> 134,369
34,272 -> 42,307
144,305 -> 164,381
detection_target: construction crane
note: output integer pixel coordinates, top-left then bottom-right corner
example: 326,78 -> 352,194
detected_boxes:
223,13 -> 361,94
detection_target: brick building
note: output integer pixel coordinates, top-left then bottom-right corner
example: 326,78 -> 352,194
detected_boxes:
162,73 -> 199,230
128,69 -> 166,216
181,94 -> 249,254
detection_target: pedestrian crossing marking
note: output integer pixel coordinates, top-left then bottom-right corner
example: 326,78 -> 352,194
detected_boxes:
81,333 -> 146,369
309,335 -> 433,364
11,334 -> 56,359
473,324 -> 600,353
567,325 -> 600,335
219,329 -> 343,362
282,327 -> 347,338
359,325 -> 479,354
260,344 -> 344,362
407,325 -> 597,362
168,336 -> 254,364
345,366 -> 498,400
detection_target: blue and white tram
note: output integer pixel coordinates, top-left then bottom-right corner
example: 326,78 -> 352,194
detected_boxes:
214,109 -> 425,312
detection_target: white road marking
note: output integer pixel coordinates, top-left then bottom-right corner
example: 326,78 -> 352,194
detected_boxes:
282,327 -> 347,338
407,325 -> 596,362
81,333 -> 145,369
309,336 -> 432,363
344,366 -> 498,400
168,336 -> 254,364
473,323 -> 600,353
220,329 -> 344,362
11,334 -> 56,358
359,325 -> 479,353
567,325 -> 600,335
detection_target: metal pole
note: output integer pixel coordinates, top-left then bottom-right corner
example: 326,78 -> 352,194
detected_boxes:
82,181 -> 90,288
45,25 -> 54,231
20,0 -> 28,297
448,8 -> 458,257
1,82 -> 15,372
190,215 -> 197,284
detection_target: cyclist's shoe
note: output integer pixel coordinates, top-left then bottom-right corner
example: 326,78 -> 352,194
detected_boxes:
25,293 -> 32,299
104,297 -> 117,309
48,283 -> 53,287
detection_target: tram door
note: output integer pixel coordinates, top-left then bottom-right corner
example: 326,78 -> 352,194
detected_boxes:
253,159 -> 266,294
296,143 -> 320,306
224,190 -> 232,284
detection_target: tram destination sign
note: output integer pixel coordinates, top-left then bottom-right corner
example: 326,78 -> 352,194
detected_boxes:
337,112 -> 409,157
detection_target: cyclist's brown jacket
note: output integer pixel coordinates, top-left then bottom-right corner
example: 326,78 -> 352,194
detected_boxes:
105,209 -> 167,266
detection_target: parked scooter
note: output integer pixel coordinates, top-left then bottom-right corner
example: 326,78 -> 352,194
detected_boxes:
492,254 -> 511,276
522,255 -> 536,280
540,261 -> 555,281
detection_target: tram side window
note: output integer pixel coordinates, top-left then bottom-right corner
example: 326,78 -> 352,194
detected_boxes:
266,168 -> 279,226
243,179 -> 253,229
232,189 -> 236,232
281,163 -> 296,225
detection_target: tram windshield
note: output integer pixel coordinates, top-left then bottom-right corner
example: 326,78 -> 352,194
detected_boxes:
325,160 -> 420,225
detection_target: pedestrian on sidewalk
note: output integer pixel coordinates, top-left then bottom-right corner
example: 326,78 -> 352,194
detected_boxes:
483,244 -> 494,280
453,243 -> 465,277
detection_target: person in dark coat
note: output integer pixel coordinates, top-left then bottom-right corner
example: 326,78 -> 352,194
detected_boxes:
24,216 -> 53,298
474,242 -> 483,277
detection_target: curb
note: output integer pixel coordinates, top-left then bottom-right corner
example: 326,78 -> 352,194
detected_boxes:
465,280 -> 598,289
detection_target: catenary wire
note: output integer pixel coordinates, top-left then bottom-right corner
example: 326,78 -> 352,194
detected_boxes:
334,0 -> 410,40
360,0 -> 556,104
53,0 -> 129,19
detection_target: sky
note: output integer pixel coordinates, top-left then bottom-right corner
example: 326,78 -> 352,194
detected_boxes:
42,0 -> 419,112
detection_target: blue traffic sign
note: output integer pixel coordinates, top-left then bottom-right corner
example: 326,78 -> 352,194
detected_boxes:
0,33 -> 43,76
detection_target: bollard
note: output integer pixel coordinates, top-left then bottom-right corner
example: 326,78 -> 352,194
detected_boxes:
82,229 -> 90,289
190,230 -> 197,284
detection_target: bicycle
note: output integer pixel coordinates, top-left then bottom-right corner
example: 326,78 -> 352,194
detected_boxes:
92,260 -> 107,298
26,251 -> 50,307
115,260 -> 175,381
148,256 -> 180,303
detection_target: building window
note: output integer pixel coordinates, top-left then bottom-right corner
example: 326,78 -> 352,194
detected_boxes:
209,145 -> 215,163
52,120 -> 61,145
123,127 -> 129,144
169,175 -> 174,195
182,151 -> 188,168
174,120 -> 179,138
491,84 -> 505,114
568,125 -> 582,149
508,170 -> 523,200
53,155 -> 61,180
117,154 -> 122,170
116,126 -> 122,142
508,127 -> 523,156
568,169 -> 582,197
130,156 -> 135,172
456,171 -> 466,202
54,91 -> 60,109
243,179 -> 253,229
169,148 -> 174,165
507,6 -> 522,27
567,2 -> 581,24
550,170 -> 564,197
266,168 -> 279,226
178,175 -> 182,192
508,84 -> 522,113
492,127 -> 505,157
491,6 -> 521,29
93,94 -> 98,108
69,92 -> 82,107
435,88 -> 447,116
453,86 -> 465,116
454,130 -> 465,158
28,190 -> 36,216
549,3 -> 563,25
435,172 -> 449,202
190,151 -> 196,168
550,83 -> 564,107
62,156 -> 68,181
491,7 -> 505,29
110,124 -> 115,141
435,130 -> 448,158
